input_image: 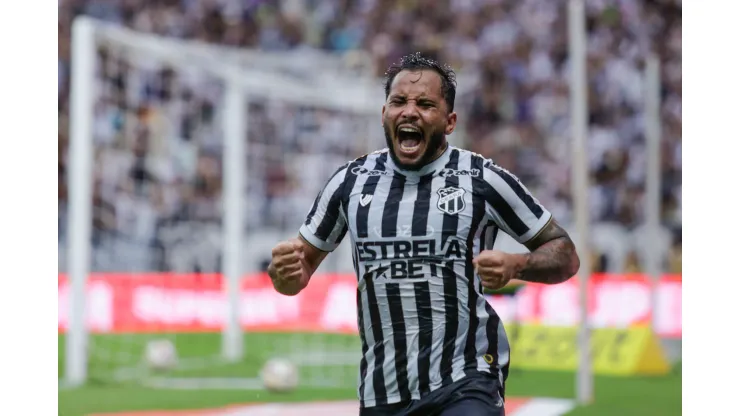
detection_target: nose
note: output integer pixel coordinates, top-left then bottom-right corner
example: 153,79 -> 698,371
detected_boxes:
399,101 -> 420,121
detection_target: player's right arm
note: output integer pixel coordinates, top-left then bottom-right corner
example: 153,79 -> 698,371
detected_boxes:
268,163 -> 351,296
268,236 -> 328,296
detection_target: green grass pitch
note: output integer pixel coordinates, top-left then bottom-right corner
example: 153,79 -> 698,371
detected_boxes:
58,333 -> 681,416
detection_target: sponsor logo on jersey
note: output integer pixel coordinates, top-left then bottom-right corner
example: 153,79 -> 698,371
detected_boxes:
357,238 -> 465,281
359,194 -> 373,207
438,168 -> 480,178
351,166 -> 391,176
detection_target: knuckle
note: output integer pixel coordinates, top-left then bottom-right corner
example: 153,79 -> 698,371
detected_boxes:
272,242 -> 289,255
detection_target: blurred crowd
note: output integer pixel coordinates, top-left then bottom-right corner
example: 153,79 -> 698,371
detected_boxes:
58,0 -> 681,274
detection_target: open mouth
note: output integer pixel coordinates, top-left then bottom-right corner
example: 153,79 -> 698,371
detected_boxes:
397,125 -> 424,154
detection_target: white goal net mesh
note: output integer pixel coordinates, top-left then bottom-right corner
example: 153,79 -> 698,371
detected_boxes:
59,18 -> 384,390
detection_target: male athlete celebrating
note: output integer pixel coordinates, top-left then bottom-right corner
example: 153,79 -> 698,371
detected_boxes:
268,53 -> 580,416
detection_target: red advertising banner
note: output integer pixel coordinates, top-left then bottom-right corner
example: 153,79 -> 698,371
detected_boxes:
58,273 -> 682,338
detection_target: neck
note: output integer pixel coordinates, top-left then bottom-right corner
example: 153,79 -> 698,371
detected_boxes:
434,140 -> 449,160
421,140 -> 448,167
389,140 -> 450,175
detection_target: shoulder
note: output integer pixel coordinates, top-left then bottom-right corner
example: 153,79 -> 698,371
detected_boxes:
344,149 -> 392,175
359,148 -> 390,161
448,147 -> 491,167
468,152 -> 521,182
452,148 -> 502,172
331,150 -> 380,174
446,147 -> 497,178
324,149 -> 391,186
456,149 -> 526,190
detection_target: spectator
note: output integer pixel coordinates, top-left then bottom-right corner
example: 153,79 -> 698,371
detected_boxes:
57,0 -> 681,274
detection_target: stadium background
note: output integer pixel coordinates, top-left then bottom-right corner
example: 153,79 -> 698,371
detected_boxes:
57,0 -> 682,415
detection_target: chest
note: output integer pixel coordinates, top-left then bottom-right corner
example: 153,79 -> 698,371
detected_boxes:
345,175 -> 484,244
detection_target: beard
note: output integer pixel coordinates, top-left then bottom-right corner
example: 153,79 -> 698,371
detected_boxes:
383,123 -> 446,171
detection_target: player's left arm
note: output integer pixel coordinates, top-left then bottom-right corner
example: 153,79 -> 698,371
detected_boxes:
517,219 -> 580,284
476,162 -> 580,287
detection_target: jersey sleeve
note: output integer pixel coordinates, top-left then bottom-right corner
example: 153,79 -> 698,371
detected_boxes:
298,164 -> 350,252
479,161 -> 553,245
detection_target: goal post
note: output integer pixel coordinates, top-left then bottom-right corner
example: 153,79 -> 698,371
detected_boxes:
66,16 -> 97,387
221,71 -> 246,363
567,0 -> 594,405
62,15 -> 382,388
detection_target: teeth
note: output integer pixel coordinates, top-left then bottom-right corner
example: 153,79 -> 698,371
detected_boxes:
398,125 -> 422,153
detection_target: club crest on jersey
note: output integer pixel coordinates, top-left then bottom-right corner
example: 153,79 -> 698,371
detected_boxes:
437,186 -> 466,215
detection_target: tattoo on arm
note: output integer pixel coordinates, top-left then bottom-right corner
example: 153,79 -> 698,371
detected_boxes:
518,220 -> 581,284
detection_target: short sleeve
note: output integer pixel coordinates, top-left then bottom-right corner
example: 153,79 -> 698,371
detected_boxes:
298,164 -> 350,252
478,162 -> 553,244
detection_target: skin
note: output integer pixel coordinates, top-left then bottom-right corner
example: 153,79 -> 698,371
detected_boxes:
474,219 -> 581,291
270,68 -> 459,295
382,69 -> 457,170
268,69 -> 579,295
268,237 -> 326,296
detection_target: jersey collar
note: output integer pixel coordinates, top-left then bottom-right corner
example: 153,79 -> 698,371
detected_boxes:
386,143 -> 452,177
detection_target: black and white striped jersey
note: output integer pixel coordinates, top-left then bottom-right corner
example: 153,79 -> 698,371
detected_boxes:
299,145 -> 552,407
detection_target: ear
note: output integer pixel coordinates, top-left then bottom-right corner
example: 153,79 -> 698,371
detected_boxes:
445,111 -> 457,135
381,104 -> 386,125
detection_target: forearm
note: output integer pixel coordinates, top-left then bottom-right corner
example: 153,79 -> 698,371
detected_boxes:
516,237 -> 580,284
267,262 -> 308,296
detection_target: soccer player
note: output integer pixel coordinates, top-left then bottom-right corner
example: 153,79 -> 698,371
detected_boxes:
268,53 -> 580,416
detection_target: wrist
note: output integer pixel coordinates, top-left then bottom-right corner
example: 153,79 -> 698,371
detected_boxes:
512,253 -> 530,279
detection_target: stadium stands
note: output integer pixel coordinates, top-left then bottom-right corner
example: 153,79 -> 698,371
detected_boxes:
57,0 -> 681,275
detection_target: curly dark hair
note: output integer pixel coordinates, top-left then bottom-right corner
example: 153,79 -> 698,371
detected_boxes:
383,52 -> 457,112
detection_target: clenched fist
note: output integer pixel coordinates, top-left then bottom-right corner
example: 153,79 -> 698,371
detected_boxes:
269,238 -> 310,295
473,250 -> 527,290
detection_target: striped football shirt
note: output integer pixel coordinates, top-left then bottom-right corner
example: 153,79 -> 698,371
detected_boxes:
298,145 -> 552,407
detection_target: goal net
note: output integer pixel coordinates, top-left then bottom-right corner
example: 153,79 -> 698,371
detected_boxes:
59,16 -> 384,391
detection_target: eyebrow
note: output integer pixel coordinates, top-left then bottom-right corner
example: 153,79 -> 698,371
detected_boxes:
389,94 -> 434,101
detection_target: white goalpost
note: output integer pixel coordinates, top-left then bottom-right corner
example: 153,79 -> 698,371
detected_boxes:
66,16 -> 96,388
644,55 -> 662,333
63,16 -> 383,388
567,0 -> 594,405
567,1 -> 664,405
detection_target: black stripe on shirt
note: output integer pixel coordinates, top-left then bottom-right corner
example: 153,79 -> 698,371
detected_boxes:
342,155 -> 369,220
366,280 -> 388,405
357,286 -> 370,403
356,153 -> 389,238
305,162 -> 349,226
463,154 -> 487,376
414,281 -> 433,396
478,179 -> 530,238
411,173 -> 435,237
484,163 -> 544,219
484,299 -> 502,372
315,176 -> 347,242
386,283 -> 411,402
439,148 -> 460,385
381,172 -> 406,237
